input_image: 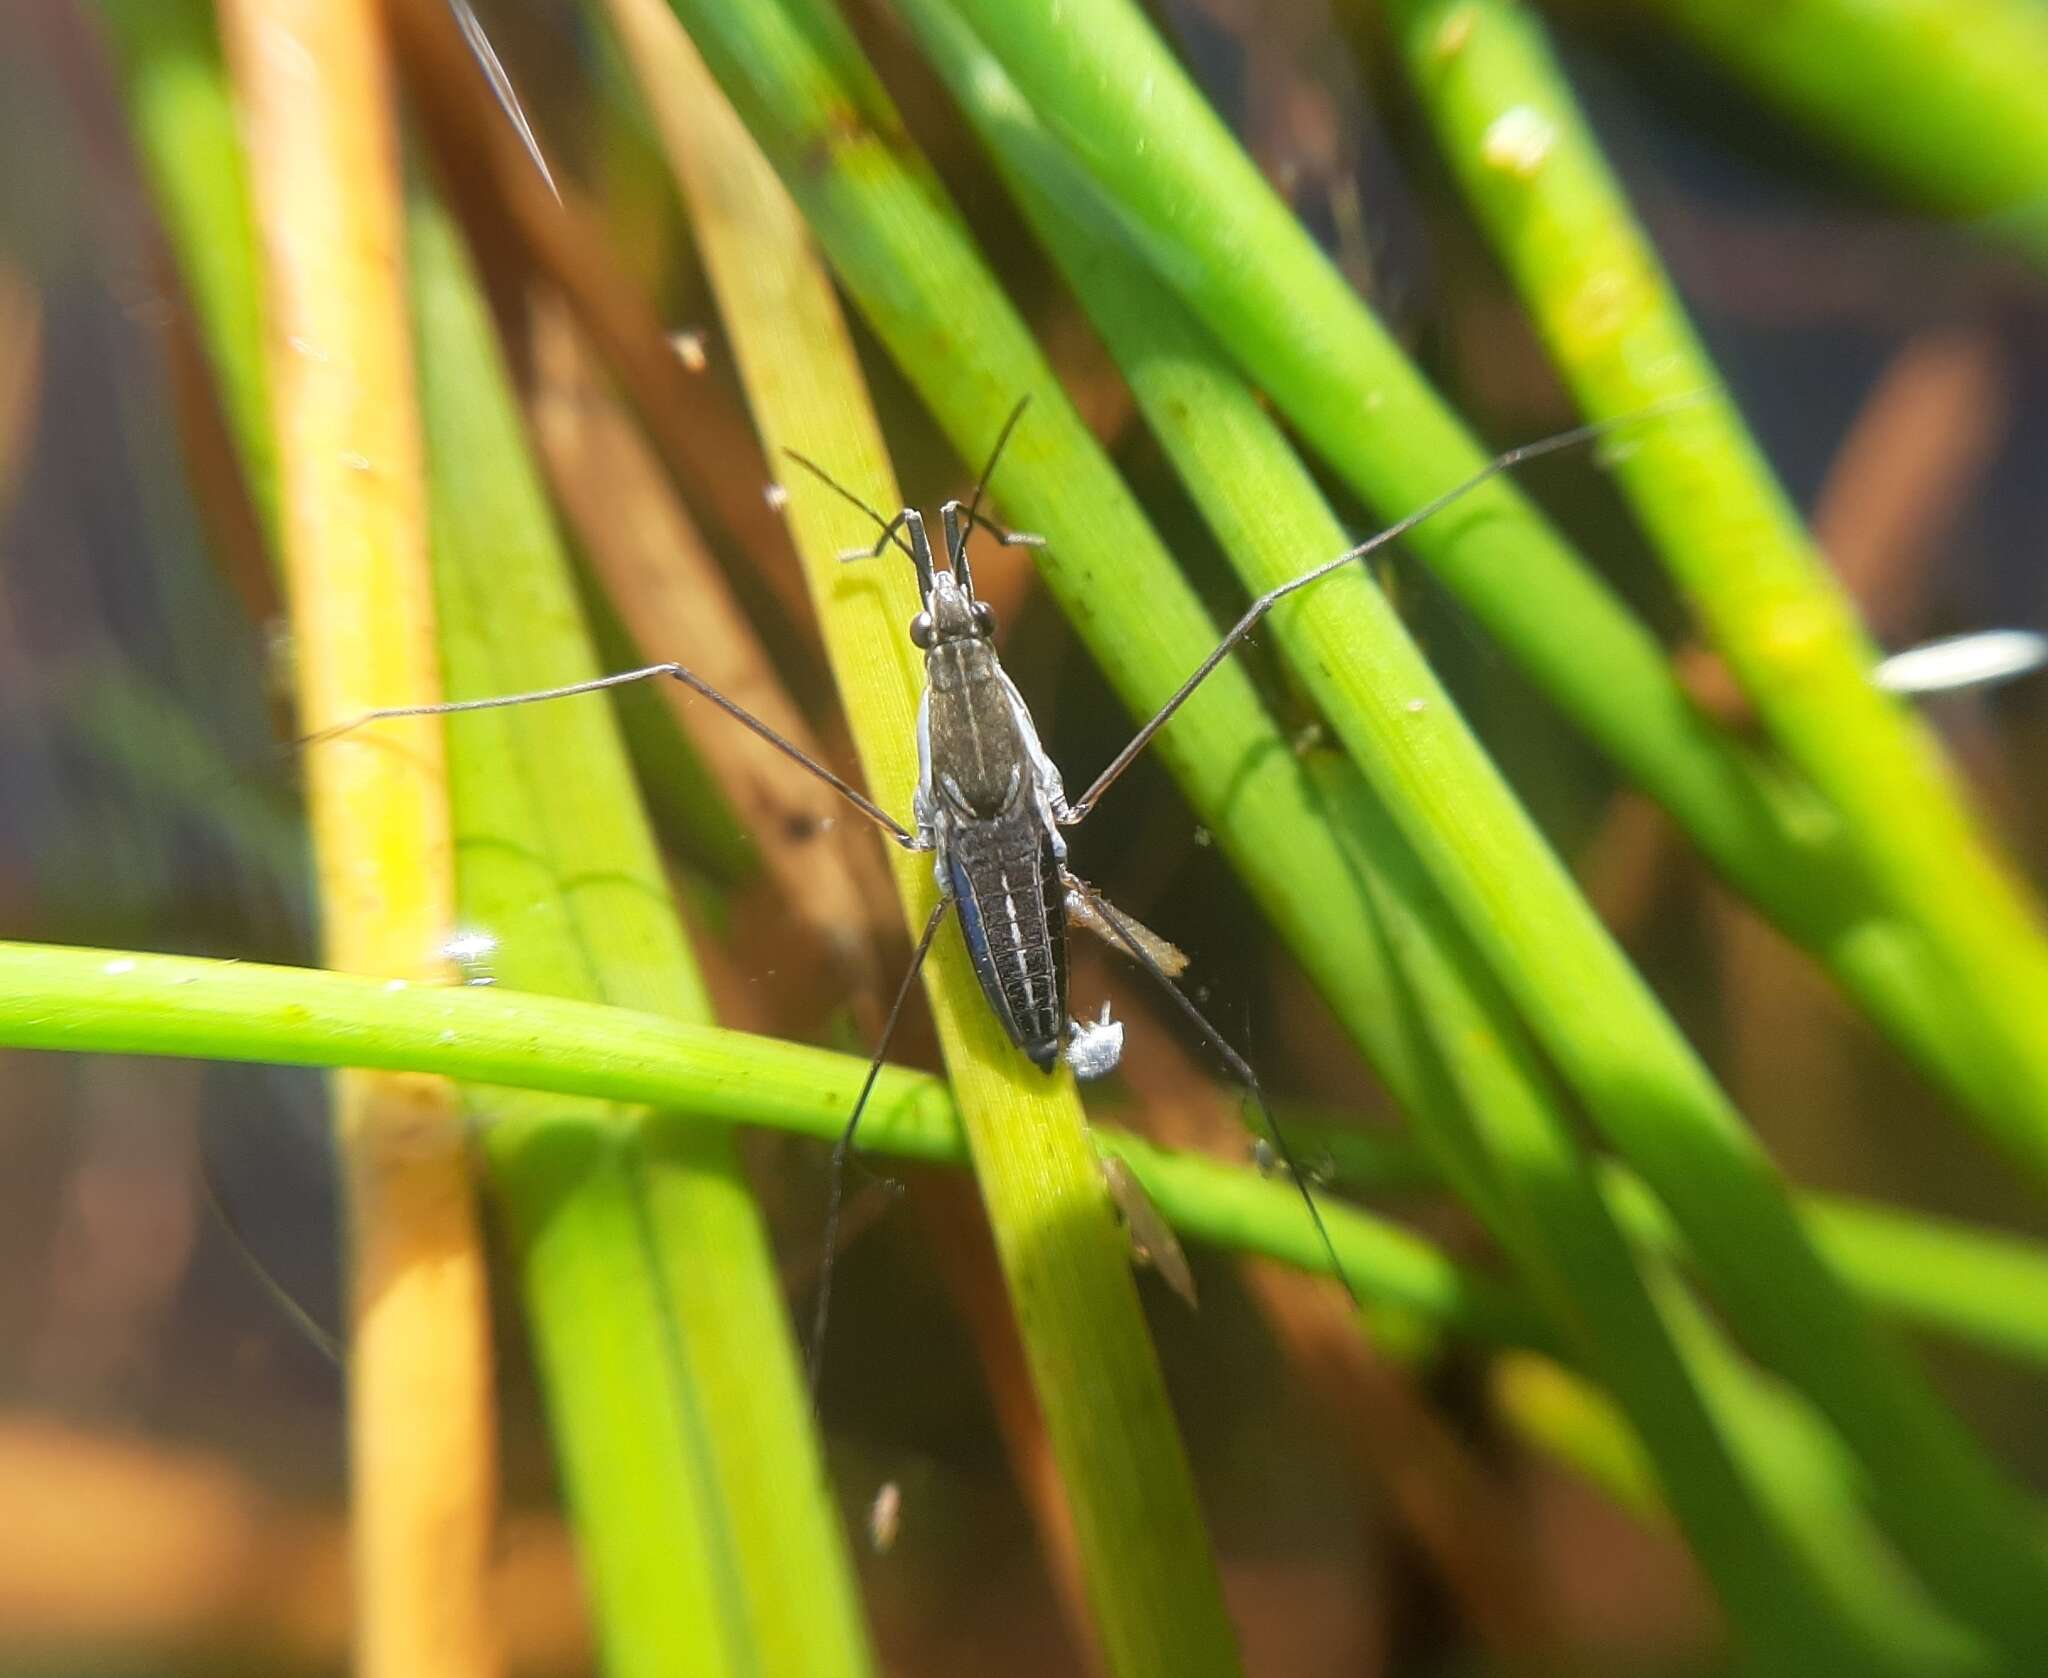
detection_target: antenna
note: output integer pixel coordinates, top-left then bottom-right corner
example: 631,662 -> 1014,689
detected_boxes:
782,448 -> 923,574
955,394 -> 1033,559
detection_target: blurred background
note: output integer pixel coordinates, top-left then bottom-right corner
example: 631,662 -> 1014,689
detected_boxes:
3,0 -> 2047,1672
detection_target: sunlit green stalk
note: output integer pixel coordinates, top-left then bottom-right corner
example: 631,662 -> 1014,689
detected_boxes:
1306,1112 -> 2048,1370
0,936 -> 1540,1342
1291,1113 -> 2048,1371
1598,1169 -> 2048,1372
14,931 -> 2041,1377
1390,0 -> 2048,1188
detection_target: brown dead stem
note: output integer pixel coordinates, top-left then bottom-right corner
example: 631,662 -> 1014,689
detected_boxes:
0,263 -> 42,519
382,0 -> 821,647
1814,327 -> 2008,645
214,3 -> 497,1674
522,297 -> 893,1021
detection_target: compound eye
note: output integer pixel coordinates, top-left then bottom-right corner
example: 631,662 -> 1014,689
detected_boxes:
908,611 -> 935,650
972,601 -> 997,638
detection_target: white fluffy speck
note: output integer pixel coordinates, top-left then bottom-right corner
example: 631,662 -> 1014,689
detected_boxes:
1064,1004 -> 1124,1082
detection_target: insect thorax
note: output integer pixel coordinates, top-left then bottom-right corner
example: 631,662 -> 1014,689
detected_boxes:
925,638 -> 1035,816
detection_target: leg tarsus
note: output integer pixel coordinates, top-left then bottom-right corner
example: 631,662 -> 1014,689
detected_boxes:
807,897 -> 952,1401
1082,892 -> 1360,1312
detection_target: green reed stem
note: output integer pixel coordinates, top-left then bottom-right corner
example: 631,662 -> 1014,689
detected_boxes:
93,0 -> 278,545
0,935 -> 1545,1341
1391,0 -> 2048,1186
1294,1113 -> 2048,1371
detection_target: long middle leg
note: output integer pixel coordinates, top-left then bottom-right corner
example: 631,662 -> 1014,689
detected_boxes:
1081,884 -> 1360,1310
300,661 -> 924,850
808,895 -> 952,1398
1062,415 -> 1661,825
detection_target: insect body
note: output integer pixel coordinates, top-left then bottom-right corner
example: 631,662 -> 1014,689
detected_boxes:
909,503 -> 1073,1071
920,605 -> 1072,1070
788,417 -> 1153,1103
780,430 -> 1313,1386
316,400 -> 1659,1383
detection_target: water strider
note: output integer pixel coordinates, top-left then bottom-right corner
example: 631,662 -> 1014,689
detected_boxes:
312,399 -> 1682,1379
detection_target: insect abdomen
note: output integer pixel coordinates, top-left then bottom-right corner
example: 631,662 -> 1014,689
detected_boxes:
947,809 -> 1068,1070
